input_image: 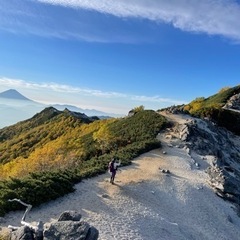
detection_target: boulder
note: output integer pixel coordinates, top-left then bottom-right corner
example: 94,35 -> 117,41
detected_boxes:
9,211 -> 99,240
10,226 -> 34,240
44,221 -> 91,240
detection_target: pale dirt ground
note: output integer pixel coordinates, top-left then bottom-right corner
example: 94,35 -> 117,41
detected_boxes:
1,113 -> 240,240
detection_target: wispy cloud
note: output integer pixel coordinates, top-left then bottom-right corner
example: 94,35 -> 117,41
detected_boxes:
0,77 -> 123,97
131,95 -> 186,105
0,0 -> 149,43
0,77 -> 185,109
37,0 -> 240,42
1,0 -> 240,42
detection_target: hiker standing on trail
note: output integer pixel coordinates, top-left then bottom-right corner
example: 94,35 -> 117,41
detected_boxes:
109,158 -> 121,184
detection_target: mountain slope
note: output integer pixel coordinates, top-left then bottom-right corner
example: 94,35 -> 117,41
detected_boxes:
0,89 -> 31,101
52,104 -> 122,118
162,85 -> 240,135
0,90 -> 47,128
0,107 -> 99,164
184,85 -> 240,112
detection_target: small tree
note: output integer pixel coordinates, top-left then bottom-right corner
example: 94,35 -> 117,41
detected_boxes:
129,105 -> 145,115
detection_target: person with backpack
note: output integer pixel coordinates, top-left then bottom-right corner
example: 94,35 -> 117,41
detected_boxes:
108,158 -> 121,184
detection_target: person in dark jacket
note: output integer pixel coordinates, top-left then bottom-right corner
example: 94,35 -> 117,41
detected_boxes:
108,158 -> 121,184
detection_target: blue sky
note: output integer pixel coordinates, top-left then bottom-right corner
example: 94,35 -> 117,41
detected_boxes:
0,0 -> 240,115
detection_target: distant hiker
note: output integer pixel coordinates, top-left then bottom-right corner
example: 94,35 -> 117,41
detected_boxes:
108,158 -> 121,184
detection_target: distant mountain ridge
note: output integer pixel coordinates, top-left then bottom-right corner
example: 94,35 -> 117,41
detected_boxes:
0,89 -> 31,101
0,89 -> 122,129
51,104 -> 121,118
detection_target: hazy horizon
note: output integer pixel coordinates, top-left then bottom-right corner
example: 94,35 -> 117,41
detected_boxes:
0,91 -> 124,129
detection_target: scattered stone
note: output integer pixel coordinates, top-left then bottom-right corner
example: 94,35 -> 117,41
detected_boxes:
159,168 -> 170,174
186,148 -> 190,154
58,211 -> 82,222
227,215 -> 233,223
102,194 -> 110,199
10,226 -> 34,240
165,134 -> 172,139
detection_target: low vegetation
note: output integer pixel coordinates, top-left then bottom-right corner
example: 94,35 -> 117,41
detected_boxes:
0,108 -> 168,216
183,85 -> 240,135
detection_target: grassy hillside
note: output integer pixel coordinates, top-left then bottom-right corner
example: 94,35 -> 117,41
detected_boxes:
184,86 -> 240,114
0,108 -> 168,216
0,107 -> 95,165
183,85 -> 240,135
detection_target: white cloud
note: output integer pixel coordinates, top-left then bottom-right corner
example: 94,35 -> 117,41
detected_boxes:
131,95 -> 187,105
0,77 -> 185,110
0,77 -> 123,97
37,0 -> 240,41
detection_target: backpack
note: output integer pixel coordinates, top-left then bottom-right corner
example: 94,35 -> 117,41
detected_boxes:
109,161 -> 114,172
